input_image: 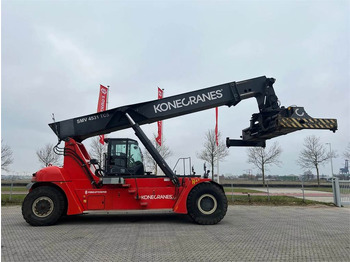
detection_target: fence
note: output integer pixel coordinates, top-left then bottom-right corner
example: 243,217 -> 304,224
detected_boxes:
332,178 -> 350,207
225,180 -> 334,204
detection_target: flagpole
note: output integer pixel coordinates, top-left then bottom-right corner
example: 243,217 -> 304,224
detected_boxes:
107,85 -> 110,111
104,85 -> 110,158
215,107 -> 220,184
159,89 -> 164,176
217,149 -> 220,184
105,85 -> 110,140
161,88 -> 164,148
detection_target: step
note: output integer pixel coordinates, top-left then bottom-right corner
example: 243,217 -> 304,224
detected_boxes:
128,189 -> 136,194
102,177 -> 125,185
140,202 -> 148,207
122,184 -> 131,188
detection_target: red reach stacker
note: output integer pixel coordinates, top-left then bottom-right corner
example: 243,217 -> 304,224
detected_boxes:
22,76 -> 337,226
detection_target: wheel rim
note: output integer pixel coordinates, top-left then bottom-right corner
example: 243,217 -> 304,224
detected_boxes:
32,197 -> 54,218
197,194 -> 217,215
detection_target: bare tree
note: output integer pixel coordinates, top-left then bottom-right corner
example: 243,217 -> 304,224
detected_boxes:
144,134 -> 173,175
197,129 -> 229,180
297,135 -> 334,186
89,137 -> 106,166
36,143 -> 61,167
247,141 -> 282,186
1,139 -> 14,171
344,142 -> 350,160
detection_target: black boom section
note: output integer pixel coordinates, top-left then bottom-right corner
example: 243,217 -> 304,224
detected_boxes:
49,76 -> 275,142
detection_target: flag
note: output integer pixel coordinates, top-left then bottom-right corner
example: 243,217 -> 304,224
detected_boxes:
97,84 -> 108,144
156,87 -> 163,146
215,107 -> 219,146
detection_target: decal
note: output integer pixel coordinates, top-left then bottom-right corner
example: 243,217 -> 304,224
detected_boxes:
191,178 -> 200,185
140,195 -> 174,200
85,190 -> 107,194
153,89 -> 223,113
77,113 -> 110,124
295,108 -> 305,117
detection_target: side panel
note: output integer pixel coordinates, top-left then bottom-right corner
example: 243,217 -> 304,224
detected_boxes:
73,177 -> 182,211
173,178 -> 212,214
53,182 -> 85,215
87,196 -> 105,210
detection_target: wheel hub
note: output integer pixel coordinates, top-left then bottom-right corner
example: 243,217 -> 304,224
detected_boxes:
197,194 -> 217,215
32,197 -> 54,218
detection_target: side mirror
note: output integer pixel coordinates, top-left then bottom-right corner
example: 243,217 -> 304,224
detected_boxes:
90,159 -> 99,165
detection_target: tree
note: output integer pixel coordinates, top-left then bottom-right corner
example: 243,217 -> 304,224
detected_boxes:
36,143 -> 61,167
297,135 -> 333,186
89,137 -> 106,166
1,139 -> 14,171
300,170 -> 314,181
344,143 -> 350,160
144,134 -> 173,175
197,129 -> 229,180
247,141 -> 282,186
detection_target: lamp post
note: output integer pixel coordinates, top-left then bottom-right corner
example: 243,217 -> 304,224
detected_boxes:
326,143 -> 334,178
245,169 -> 252,180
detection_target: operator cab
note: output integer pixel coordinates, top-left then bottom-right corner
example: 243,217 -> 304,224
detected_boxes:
105,138 -> 144,176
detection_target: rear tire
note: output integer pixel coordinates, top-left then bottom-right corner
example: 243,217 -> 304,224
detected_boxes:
22,186 -> 66,226
187,183 -> 227,225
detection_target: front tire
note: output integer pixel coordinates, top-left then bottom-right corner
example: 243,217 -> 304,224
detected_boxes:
187,183 -> 227,225
22,186 -> 66,226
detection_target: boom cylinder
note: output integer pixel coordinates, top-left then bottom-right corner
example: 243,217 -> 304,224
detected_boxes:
125,113 -> 180,186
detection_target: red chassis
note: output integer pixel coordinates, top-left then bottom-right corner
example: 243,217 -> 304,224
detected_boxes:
29,139 -> 223,217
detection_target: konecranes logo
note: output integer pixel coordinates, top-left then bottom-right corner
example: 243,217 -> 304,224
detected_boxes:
153,89 -> 223,113
140,194 -> 175,200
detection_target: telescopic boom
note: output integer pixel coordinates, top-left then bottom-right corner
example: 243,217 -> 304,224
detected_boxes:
49,76 -> 337,145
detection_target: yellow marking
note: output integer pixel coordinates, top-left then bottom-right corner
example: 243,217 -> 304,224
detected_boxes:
316,121 -> 325,128
292,118 -> 302,128
280,118 -> 290,127
308,119 -> 319,128
280,119 -> 287,127
319,119 -> 328,126
191,178 -> 200,185
307,118 -> 319,128
312,120 -> 321,128
282,119 -> 293,128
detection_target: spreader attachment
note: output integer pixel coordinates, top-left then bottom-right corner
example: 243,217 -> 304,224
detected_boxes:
227,106 -> 337,147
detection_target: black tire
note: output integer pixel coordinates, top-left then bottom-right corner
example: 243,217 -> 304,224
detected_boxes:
22,186 -> 66,226
187,183 -> 228,225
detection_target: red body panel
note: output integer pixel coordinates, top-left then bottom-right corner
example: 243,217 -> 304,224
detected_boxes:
31,139 -> 212,216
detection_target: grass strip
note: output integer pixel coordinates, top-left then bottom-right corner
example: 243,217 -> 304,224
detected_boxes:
1,194 -> 26,206
226,194 -> 334,206
223,187 -> 263,193
1,186 -> 28,192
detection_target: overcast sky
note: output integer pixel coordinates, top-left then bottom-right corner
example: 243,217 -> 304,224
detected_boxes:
2,0 -> 349,178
